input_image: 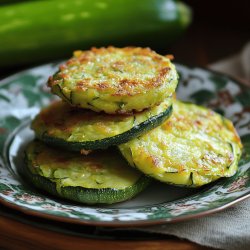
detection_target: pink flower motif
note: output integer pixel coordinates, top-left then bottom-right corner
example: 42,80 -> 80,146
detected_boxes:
41,204 -> 72,212
168,203 -> 197,216
40,84 -> 50,93
218,90 -> 233,107
1,190 -> 14,195
0,127 -> 7,134
227,176 -> 248,193
16,193 -> 45,203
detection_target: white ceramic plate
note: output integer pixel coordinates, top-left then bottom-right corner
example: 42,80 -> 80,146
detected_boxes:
0,63 -> 249,226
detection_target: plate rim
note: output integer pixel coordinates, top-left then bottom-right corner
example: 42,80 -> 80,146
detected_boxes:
0,186 -> 249,227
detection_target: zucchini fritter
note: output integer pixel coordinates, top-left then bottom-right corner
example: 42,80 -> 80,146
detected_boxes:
22,141 -> 151,204
119,101 -> 242,187
48,47 -> 178,114
31,97 -> 172,151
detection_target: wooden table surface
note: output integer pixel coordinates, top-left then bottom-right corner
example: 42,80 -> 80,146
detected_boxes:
0,5 -> 249,248
0,210 -> 212,250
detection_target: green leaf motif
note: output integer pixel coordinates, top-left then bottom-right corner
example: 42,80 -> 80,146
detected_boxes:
241,134 -> 250,145
190,89 -> 215,105
209,75 -> 228,90
0,116 -> 20,153
236,90 -> 250,106
0,93 -> 10,103
213,108 -> 225,116
22,89 -> 42,106
8,75 -> 42,89
0,183 -> 12,192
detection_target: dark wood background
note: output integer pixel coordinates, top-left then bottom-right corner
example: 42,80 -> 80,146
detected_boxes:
170,0 -> 250,66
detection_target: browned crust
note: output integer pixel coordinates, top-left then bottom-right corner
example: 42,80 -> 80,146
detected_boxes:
48,46 -> 174,96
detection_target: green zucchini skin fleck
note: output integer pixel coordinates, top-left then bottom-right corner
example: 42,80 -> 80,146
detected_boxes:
21,141 -> 151,204
31,98 -> 173,151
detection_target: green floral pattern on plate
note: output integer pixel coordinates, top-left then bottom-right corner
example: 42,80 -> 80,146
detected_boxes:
0,63 -> 249,226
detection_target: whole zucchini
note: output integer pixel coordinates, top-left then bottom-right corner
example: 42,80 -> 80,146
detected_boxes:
0,0 -> 192,67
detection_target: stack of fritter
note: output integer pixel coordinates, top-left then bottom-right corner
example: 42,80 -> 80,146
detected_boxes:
22,47 -> 242,204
